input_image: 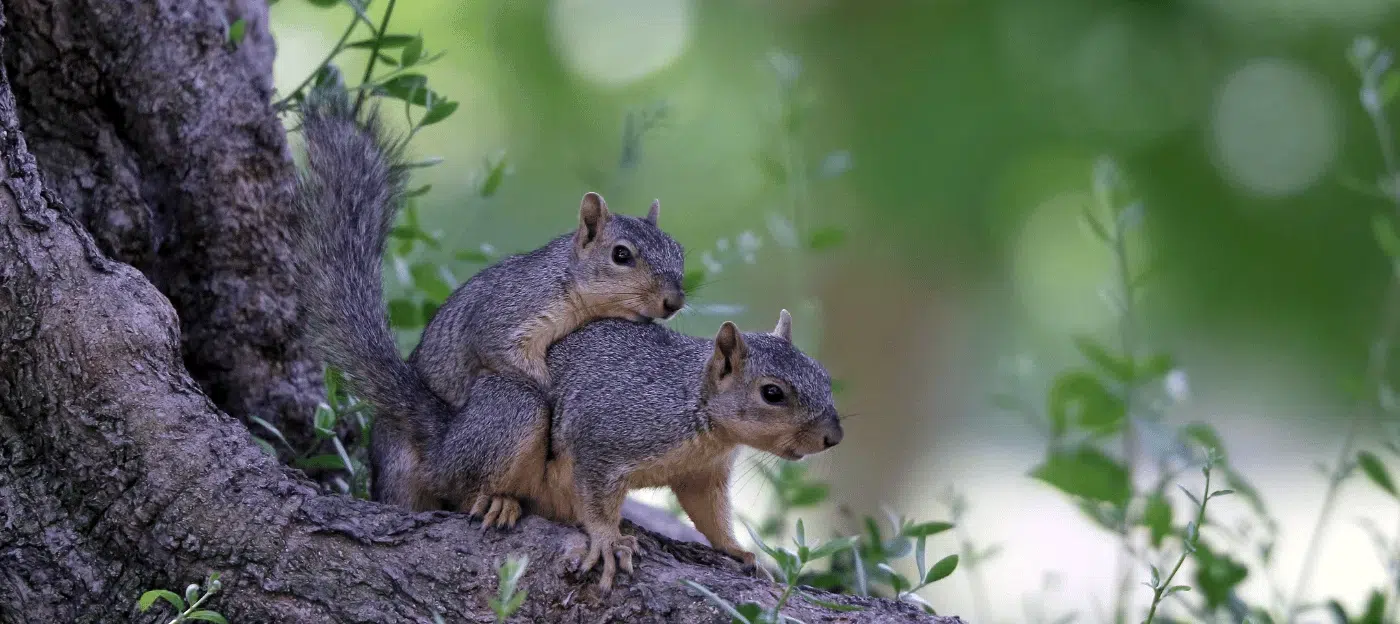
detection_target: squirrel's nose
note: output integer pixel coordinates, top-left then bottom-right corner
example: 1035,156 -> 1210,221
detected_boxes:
823,428 -> 843,449
662,294 -> 684,316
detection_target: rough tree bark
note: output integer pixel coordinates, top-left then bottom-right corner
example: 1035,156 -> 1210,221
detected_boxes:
2,0 -> 325,448
0,1 -> 965,622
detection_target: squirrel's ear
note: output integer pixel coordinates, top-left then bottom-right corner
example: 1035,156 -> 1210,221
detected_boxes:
771,309 -> 792,342
707,321 -> 749,383
577,192 -> 611,246
644,199 -> 660,226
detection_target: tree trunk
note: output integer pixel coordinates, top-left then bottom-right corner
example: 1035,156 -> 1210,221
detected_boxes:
0,1 -> 964,622
2,0 -> 325,449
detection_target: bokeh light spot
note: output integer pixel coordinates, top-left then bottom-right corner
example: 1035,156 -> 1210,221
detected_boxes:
1209,58 -> 1339,198
548,0 -> 694,87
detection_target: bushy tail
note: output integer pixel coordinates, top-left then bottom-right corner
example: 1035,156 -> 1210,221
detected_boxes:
293,82 -> 446,448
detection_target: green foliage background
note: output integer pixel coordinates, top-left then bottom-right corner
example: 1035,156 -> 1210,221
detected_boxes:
264,1 -> 1400,621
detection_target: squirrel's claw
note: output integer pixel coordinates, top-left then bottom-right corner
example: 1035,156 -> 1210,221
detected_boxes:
736,551 -> 773,582
471,495 -> 522,531
467,494 -> 491,520
565,531 -> 639,591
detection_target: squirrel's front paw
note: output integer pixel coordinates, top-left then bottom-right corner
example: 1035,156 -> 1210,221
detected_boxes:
736,550 -> 774,582
565,531 -> 642,591
468,494 -> 522,530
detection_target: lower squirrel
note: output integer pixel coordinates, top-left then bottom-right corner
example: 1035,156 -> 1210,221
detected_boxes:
434,311 -> 845,590
291,77 -> 688,510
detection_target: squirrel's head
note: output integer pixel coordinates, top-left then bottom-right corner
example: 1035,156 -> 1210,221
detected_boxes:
702,310 -> 844,460
570,192 -> 687,321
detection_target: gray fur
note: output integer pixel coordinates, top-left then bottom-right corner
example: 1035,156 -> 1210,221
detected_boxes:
291,82 -> 451,505
291,81 -> 689,509
411,215 -> 686,407
547,319 -> 841,497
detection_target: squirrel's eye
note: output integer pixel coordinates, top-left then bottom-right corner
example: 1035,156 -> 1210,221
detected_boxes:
760,384 -> 786,405
611,245 -> 634,265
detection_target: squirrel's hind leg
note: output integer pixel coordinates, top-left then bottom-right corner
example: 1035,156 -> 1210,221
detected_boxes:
441,372 -> 552,529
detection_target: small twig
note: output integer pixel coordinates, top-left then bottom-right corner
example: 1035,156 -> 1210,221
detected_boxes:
1144,463 -> 1215,624
353,0 -> 398,116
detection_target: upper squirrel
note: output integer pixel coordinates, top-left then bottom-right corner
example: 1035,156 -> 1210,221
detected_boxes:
410,190 -> 686,408
291,79 -> 688,509
430,311 -> 845,591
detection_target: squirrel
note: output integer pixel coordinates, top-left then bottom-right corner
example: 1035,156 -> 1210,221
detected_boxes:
436,311 -> 845,590
290,80 -> 846,590
290,78 -> 688,510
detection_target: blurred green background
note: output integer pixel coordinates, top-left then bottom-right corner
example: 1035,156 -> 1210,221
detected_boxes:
270,0 -> 1400,620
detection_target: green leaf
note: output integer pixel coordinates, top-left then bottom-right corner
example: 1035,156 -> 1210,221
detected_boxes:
1176,483 -> 1201,508
794,519 -> 806,548
184,583 -> 200,605
1358,451 -> 1399,498
401,35 -> 423,66
807,227 -> 846,251
800,593 -> 864,612
227,18 -> 247,46
1180,423 -> 1228,461
503,590 -> 526,616
1135,353 -> 1175,382
344,34 -> 417,49
1072,336 -> 1133,382
1374,213 -> 1400,259
251,437 -> 277,457
902,521 -> 954,538
1209,489 -> 1235,499
294,454 -> 350,471
1047,371 -> 1126,437
409,263 -> 453,301
915,535 -> 926,580
418,100 -> 459,127
876,563 -> 908,594
248,415 -> 290,450
807,536 -> 858,561
421,300 -> 441,324
734,602 -> 765,624
313,402 -> 336,435
786,483 -> 829,507
682,267 -> 706,292
186,611 -> 229,624
404,184 -> 433,199
1143,493 -> 1172,548
1362,589 -> 1386,624
456,249 -> 492,264
1193,541 -> 1248,610
1030,446 -> 1132,508
1384,73 -> 1400,105
742,522 -> 783,564
480,156 -> 508,198
923,554 -> 958,584
138,589 -> 185,613
387,298 -> 421,329
377,73 -> 429,104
